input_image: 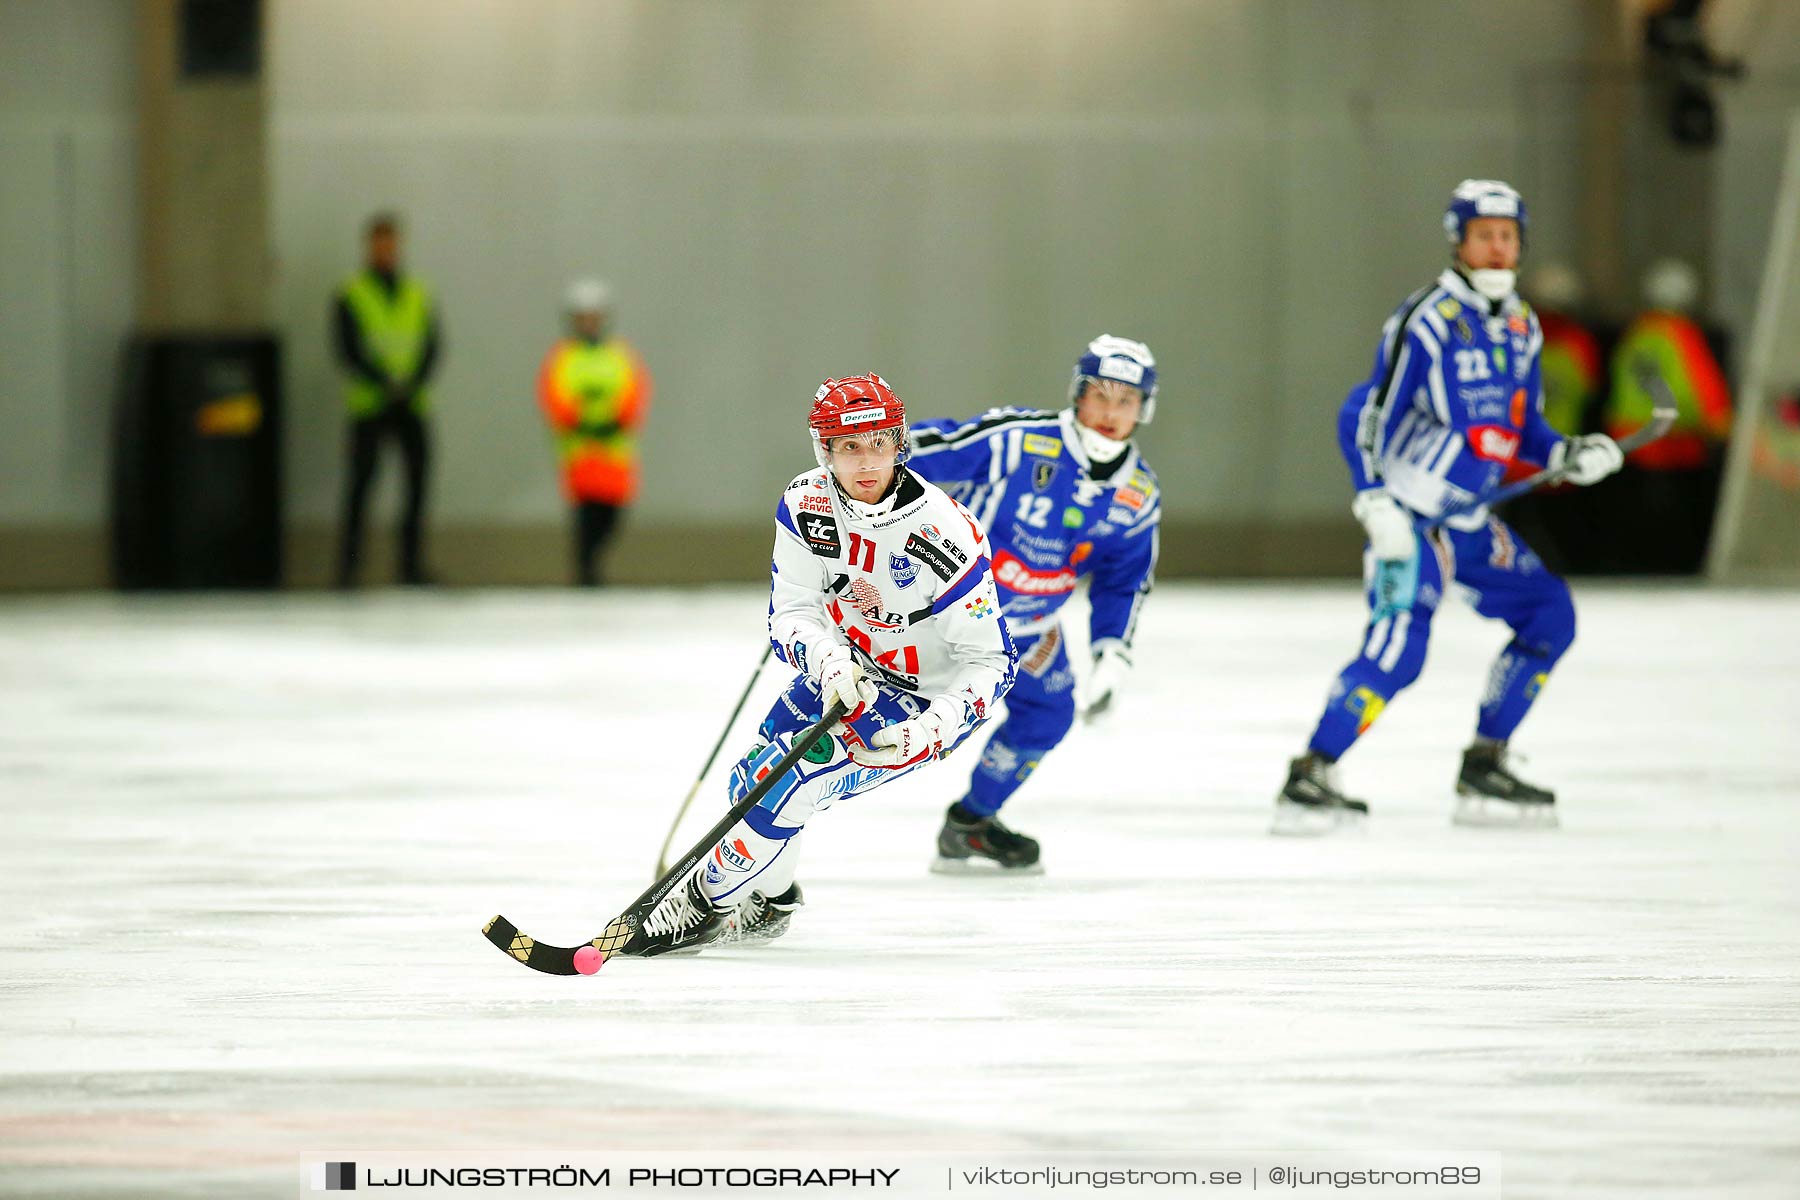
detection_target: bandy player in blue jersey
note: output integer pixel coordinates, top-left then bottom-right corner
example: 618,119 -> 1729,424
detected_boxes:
907,337 -> 1161,873
1274,180 -> 1626,835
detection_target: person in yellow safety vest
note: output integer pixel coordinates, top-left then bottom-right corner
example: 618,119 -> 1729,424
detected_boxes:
537,279 -> 652,586
1524,261 -> 1602,438
1607,258 -> 1732,470
333,212 -> 442,587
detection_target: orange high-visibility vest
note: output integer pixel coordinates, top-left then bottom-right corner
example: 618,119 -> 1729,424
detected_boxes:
1607,311 -> 1732,470
537,337 -> 652,504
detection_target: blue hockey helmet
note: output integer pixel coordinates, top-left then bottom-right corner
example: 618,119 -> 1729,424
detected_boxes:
1068,335 -> 1158,423
1443,179 -> 1528,248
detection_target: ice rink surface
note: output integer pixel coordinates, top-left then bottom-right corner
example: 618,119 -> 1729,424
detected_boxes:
1,582 -> 1796,1198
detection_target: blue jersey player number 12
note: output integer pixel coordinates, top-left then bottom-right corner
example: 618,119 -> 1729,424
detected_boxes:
908,335 -> 1163,874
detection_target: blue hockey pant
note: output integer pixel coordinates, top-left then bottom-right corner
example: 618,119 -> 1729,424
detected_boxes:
960,625 -> 1078,819
1308,516 -> 1575,761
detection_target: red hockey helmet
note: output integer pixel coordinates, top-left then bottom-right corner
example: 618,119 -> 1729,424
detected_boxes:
808,374 -> 909,467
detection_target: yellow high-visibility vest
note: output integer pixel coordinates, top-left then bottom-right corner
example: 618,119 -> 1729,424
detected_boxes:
340,271 -> 433,417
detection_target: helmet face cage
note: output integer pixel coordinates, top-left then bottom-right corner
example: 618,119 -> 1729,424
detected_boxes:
1444,179 -> 1528,251
1068,336 -> 1158,424
808,375 -> 910,469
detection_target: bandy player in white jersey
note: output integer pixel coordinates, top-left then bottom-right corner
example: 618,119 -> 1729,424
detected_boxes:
618,374 -> 1017,957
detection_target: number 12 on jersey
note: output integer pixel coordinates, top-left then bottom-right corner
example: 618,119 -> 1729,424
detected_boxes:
1016,493 -> 1052,528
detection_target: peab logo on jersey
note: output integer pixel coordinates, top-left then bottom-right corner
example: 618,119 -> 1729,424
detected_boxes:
1468,424 -> 1520,464
888,552 -> 918,589
803,514 -> 841,557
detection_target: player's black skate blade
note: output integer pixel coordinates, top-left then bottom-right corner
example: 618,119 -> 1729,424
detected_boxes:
721,882 -> 805,944
1453,745 -> 1559,829
1270,754 -> 1369,838
616,871 -> 729,958
931,805 -> 1044,875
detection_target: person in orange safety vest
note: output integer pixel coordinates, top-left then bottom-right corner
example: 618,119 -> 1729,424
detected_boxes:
537,279 -> 653,585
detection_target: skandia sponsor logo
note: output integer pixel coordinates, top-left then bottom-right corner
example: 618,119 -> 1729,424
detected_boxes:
991,549 -> 1077,596
1468,424 -> 1520,463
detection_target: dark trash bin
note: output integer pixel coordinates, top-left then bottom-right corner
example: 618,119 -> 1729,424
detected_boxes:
112,334 -> 282,589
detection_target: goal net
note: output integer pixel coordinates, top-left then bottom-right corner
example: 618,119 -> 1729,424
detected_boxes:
1708,111 -> 1800,582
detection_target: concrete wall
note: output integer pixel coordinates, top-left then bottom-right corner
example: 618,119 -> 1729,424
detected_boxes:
263,0 -> 1593,582
4,0 -> 1794,586
0,0 -> 137,546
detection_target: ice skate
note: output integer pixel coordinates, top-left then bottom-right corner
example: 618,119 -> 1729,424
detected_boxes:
617,869 -> 729,957
722,882 -> 805,944
1271,753 -> 1369,837
931,802 -> 1044,875
1453,741 -> 1558,828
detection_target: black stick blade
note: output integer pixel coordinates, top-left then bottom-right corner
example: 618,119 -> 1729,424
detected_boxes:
483,914 -> 581,976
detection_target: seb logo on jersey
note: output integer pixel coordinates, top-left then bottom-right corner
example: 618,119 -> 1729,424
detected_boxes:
1468,424 -> 1520,464
991,549 -> 1077,596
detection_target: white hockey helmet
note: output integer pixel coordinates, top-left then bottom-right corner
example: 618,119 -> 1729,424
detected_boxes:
1068,335 -> 1158,423
1443,179 -> 1528,248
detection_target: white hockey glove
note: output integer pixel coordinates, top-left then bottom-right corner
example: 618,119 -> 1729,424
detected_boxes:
813,642 -> 877,725
1351,489 -> 1419,622
1552,433 -> 1625,486
1083,640 -> 1132,722
847,699 -> 957,770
